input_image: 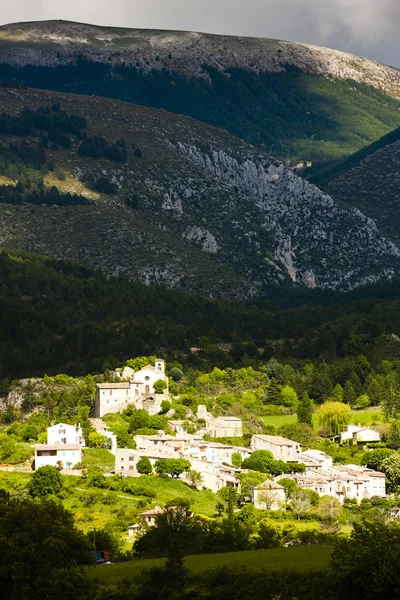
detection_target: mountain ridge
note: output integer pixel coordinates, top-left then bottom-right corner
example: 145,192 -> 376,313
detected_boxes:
1,19 -> 400,97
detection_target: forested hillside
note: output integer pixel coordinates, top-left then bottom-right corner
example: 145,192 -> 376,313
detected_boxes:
2,250 -> 400,380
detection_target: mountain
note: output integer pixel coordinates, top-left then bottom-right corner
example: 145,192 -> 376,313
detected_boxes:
0,86 -> 399,297
0,20 -> 399,165
309,127 -> 400,247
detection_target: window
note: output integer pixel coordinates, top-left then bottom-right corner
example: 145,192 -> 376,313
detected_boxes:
129,456 -> 134,461
110,390 -> 112,396
145,376 -> 150,381
106,399 -> 109,404
62,452 -> 66,457
129,465 -> 134,470
121,458 -> 124,461
126,390 -> 129,396
72,451 -> 75,456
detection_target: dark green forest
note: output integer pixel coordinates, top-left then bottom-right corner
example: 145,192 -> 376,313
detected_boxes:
2,250 -> 400,380
1,62 -> 399,163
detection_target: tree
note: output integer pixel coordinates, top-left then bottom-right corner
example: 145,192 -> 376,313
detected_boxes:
154,379 -> 167,394
169,367 -> 183,381
383,372 -> 400,418
367,378 -> 384,406
355,394 -> 370,409
159,400 -> 171,414
126,356 -> 157,371
362,448 -> 394,471
331,520 -> 400,600
289,490 -> 313,520
154,499 -> 192,574
280,385 -> 298,408
280,423 -> 319,447
317,401 -> 351,435
29,465 -> 63,497
265,378 -> 280,404
343,380 -> 356,405
297,392 -> 313,427
242,450 -> 275,473
0,497 -> 93,600
154,458 -> 191,477
331,384 -> 344,401
88,431 -> 110,449
136,456 -> 153,475
381,453 -> 400,492
386,422 -> 400,449
231,451 -> 243,468
187,469 -> 202,488
112,422 -> 136,448
316,496 -> 341,522
257,488 -> 282,510
277,477 -> 299,499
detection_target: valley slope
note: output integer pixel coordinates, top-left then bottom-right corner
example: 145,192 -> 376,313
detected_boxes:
0,87 -> 399,296
0,20 -> 399,164
311,127 -> 400,247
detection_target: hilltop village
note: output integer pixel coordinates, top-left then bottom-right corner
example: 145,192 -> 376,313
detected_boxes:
33,359 -> 387,510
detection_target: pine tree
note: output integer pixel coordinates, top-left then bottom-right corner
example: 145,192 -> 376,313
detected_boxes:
297,392 -> 313,427
343,381 -> 356,406
266,378 -> 281,404
387,422 -> 400,450
331,384 -> 344,401
367,378 -> 384,407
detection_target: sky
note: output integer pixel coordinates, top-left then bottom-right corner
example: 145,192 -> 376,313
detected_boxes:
1,0 -> 400,67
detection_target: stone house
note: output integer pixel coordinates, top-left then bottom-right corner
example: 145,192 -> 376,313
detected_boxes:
250,435 -> 302,461
253,480 -> 286,510
197,405 -> 243,438
94,359 -> 168,417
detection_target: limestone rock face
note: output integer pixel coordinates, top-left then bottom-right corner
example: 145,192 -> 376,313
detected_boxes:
0,86 -> 399,297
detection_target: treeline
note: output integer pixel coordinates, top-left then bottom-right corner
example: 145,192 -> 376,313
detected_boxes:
0,103 -> 86,138
0,184 -> 93,206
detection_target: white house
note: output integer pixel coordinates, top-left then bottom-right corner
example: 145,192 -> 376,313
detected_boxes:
34,423 -> 84,471
47,423 -> 84,446
281,464 -> 386,503
340,425 -> 380,444
94,359 -> 168,417
253,480 -> 286,510
35,444 -> 82,470
250,435 -> 302,461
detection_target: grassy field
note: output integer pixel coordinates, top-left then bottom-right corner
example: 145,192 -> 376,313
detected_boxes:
263,408 -> 385,429
89,545 -> 333,583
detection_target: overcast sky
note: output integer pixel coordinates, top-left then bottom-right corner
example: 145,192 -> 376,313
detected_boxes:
1,0 -> 400,67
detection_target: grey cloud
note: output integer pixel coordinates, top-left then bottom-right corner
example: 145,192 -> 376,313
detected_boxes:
1,0 -> 399,66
